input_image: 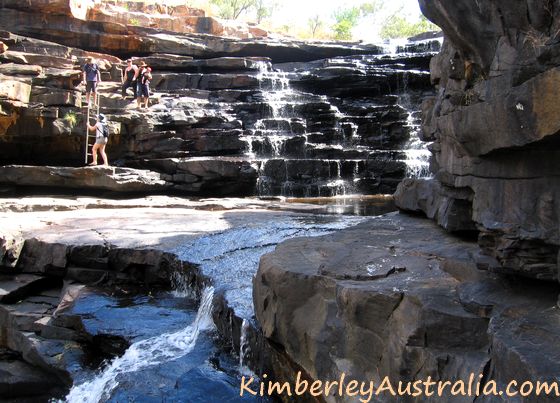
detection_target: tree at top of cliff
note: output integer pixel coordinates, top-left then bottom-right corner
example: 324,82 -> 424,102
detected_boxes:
332,6 -> 362,40
210,0 -> 275,20
210,0 -> 255,19
380,14 -> 439,40
330,0 -> 439,42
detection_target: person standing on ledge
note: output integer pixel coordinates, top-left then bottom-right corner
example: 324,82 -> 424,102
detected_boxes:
82,57 -> 101,107
86,114 -> 109,166
122,59 -> 138,100
135,62 -> 152,109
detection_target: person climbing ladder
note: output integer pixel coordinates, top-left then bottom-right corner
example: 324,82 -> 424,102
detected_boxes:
86,114 -> 110,166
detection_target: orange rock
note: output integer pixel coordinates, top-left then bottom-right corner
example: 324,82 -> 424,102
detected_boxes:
0,41 -> 7,54
0,110 -> 19,137
249,26 -> 268,38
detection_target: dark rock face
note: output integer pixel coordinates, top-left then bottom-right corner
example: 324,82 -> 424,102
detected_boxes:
396,0 -> 560,280
253,213 -> 560,402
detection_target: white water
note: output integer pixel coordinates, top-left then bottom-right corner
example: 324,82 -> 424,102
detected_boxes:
255,61 -> 294,118
250,53 -> 434,195
170,270 -> 196,298
238,319 -> 253,376
398,86 -> 432,179
64,287 -> 215,403
404,149 -> 431,178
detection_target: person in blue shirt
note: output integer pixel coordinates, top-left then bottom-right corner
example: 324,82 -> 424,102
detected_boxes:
82,57 -> 101,107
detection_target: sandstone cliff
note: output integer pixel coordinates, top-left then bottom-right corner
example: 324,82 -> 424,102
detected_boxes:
395,0 -> 560,281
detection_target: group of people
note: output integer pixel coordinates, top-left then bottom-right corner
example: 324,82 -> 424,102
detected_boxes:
82,57 -> 152,110
82,57 -> 154,166
121,59 -> 153,109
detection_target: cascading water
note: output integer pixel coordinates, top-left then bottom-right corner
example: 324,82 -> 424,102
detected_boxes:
244,42 -> 437,197
397,71 -> 432,179
170,270 -> 196,298
238,319 -> 253,376
64,287 -> 215,403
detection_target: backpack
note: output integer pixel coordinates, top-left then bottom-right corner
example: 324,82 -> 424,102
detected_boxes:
98,122 -> 109,138
141,67 -> 152,85
102,123 -> 109,138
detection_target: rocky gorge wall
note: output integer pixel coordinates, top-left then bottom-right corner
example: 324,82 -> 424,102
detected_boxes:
395,0 -> 560,281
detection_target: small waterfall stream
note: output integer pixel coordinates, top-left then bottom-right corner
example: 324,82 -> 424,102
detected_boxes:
64,288 -> 215,403
397,74 -> 432,180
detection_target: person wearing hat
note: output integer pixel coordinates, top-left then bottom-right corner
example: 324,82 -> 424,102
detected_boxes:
122,59 -> 138,99
86,113 -> 109,166
134,61 -> 152,109
82,56 -> 101,107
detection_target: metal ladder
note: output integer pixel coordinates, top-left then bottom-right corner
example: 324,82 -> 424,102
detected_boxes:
84,96 -> 101,164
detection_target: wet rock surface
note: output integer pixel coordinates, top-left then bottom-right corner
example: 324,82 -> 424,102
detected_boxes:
254,212 -> 560,402
0,165 -> 170,194
0,347 -> 64,400
395,0 -> 560,280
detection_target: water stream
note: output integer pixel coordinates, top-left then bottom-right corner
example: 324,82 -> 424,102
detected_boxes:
58,40 -> 438,401
65,288 -> 216,403
61,209 -> 374,402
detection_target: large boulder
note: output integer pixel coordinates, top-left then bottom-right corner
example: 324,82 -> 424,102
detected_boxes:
254,213 -> 560,402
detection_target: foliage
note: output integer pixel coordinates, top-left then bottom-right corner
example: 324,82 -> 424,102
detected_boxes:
255,0 -> 277,24
331,1 -> 388,41
63,111 -> 77,128
280,24 -> 291,34
332,6 -> 361,40
308,15 -> 322,38
359,0 -> 384,17
128,17 -> 140,26
210,0 -> 258,20
380,15 -> 439,39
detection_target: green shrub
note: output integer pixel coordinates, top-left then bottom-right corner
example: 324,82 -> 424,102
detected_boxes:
63,111 -> 77,128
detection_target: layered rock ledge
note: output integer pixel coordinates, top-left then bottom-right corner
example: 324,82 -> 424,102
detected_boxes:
254,212 -> 560,402
0,197 -> 303,398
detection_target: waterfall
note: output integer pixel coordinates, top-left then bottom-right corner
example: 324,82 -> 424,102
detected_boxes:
238,319 -> 253,376
255,61 -> 294,118
245,45 -> 436,196
398,81 -> 432,180
64,287 -> 215,403
170,270 -> 196,298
